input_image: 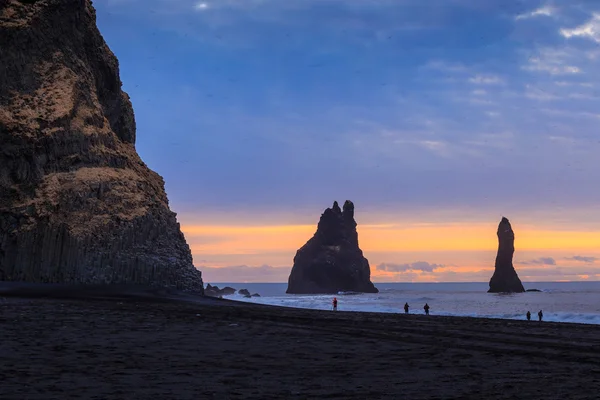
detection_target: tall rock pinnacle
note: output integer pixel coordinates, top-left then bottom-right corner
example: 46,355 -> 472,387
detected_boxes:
488,217 -> 525,293
0,0 -> 203,292
286,200 -> 378,294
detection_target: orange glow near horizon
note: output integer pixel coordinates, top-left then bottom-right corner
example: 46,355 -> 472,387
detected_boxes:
182,221 -> 600,282
182,223 -> 600,254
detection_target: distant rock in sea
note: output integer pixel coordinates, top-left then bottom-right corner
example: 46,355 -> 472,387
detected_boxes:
205,284 -> 236,297
286,200 -> 378,294
204,285 -> 260,298
488,217 -> 525,293
0,0 -> 203,293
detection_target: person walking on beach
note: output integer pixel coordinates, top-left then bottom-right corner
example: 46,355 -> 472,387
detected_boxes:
538,310 -> 543,321
332,297 -> 338,311
526,311 -> 531,321
424,303 -> 430,315
404,302 -> 409,314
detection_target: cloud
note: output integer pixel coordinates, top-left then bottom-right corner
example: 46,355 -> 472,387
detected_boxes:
524,84 -> 560,101
518,266 -> 600,279
519,257 -> 556,265
560,13 -> 600,43
515,6 -> 555,20
468,74 -> 504,85
417,140 -> 449,156
566,256 -> 599,263
376,261 -> 443,273
522,48 -> 582,75
422,60 -> 469,73
194,2 -> 209,11
200,264 -> 291,283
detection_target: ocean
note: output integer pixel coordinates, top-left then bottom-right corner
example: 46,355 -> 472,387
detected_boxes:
212,281 -> 600,325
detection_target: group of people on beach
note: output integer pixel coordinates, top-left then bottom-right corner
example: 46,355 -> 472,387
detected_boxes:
527,310 -> 544,321
403,302 -> 429,315
332,298 -> 546,322
331,298 -> 431,315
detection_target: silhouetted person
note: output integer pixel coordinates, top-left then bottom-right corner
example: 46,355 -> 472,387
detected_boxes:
526,311 -> 531,321
404,302 -> 409,314
332,297 -> 338,311
538,310 -> 543,321
424,303 -> 430,315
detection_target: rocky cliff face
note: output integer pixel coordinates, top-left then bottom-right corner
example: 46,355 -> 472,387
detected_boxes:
286,201 -> 378,294
0,0 -> 203,293
488,217 -> 525,293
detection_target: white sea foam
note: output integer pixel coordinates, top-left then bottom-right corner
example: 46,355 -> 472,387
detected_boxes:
215,282 -> 600,325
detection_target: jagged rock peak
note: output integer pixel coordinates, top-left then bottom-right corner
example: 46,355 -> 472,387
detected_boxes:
332,201 -> 341,214
342,200 -> 354,219
0,0 -> 203,293
488,217 -> 525,293
286,200 -> 378,294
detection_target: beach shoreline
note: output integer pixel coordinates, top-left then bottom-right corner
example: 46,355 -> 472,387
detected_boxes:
1,284 -> 600,399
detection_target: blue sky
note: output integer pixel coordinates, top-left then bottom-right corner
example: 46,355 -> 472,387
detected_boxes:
93,0 -> 600,281
96,0 -> 600,224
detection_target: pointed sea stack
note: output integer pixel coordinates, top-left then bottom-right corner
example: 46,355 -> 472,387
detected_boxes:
286,201 -> 378,294
0,0 -> 203,292
488,217 -> 525,293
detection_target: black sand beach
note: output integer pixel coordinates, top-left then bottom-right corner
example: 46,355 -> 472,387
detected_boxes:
1,285 -> 600,399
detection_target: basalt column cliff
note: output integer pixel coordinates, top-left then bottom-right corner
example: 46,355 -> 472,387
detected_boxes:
287,201 -> 378,294
488,217 -> 525,293
0,0 -> 203,292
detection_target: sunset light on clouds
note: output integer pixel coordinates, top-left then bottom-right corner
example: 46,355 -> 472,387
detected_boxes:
180,218 -> 600,282
95,0 -> 600,283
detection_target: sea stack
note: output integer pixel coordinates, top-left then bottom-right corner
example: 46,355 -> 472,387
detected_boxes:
488,217 -> 525,293
0,0 -> 203,292
286,200 -> 378,294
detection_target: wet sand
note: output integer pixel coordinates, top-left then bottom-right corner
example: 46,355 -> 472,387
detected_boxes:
1,285 -> 600,399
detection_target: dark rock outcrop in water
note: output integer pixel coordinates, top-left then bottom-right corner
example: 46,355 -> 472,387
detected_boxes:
488,217 -> 525,293
286,200 -> 378,294
204,285 -> 261,298
0,0 -> 203,293
205,284 -> 236,297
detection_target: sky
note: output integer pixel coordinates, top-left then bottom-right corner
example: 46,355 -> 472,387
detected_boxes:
94,0 -> 600,283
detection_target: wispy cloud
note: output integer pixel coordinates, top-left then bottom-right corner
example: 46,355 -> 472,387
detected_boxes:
560,13 -> 600,43
468,74 -> 504,85
515,6 -> 555,21
194,2 -> 209,11
566,256 -> 599,263
422,60 -> 469,73
518,266 -> 600,279
376,261 -> 444,273
522,48 -> 582,75
524,84 -> 560,101
518,257 -> 557,265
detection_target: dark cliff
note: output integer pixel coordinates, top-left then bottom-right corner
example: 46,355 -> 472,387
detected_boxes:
286,200 -> 378,294
0,0 -> 203,292
488,217 -> 525,293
